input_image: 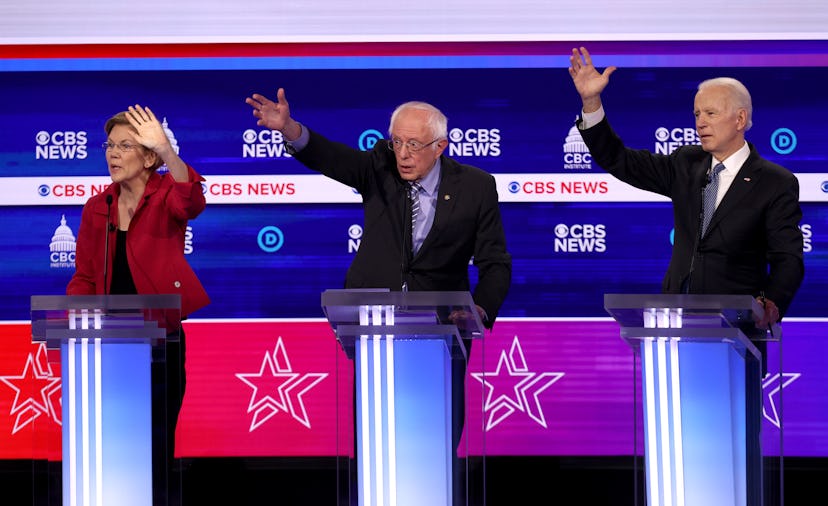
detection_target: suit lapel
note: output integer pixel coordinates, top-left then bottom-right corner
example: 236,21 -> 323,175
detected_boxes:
415,157 -> 460,257
692,157 -> 710,234
707,148 -> 762,233
387,176 -> 411,260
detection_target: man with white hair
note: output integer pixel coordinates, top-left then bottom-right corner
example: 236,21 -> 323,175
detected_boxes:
568,46 -> 803,329
569,46 -> 804,506
246,87 -> 512,504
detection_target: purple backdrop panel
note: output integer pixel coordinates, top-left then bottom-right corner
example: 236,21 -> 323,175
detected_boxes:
461,319 -> 828,457
463,319 -> 642,456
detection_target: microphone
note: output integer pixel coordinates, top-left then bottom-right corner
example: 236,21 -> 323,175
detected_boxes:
103,194 -> 113,294
681,170 -> 710,293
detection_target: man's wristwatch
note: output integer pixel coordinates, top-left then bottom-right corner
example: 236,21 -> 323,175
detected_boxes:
283,141 -> 297,156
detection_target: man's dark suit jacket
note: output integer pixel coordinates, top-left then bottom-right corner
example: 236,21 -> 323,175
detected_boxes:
579,116 -> 804,318
292,128 -> 512,327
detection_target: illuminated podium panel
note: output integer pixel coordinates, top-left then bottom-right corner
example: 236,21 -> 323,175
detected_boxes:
31,295 -> 180,506
322,289 -> 485,506
604,293 -> 779,506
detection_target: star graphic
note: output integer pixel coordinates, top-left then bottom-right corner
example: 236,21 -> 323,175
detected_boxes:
236,337 -> 327,431
762,371 -> 801,428
471,335 -> 564,430
0,343 -> 62,434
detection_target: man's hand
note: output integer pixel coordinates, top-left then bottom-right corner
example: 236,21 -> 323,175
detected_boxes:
568,47 -> 616,113
755,296 -> 780,330
448,305 -> 488,329
245,88 -> 302,140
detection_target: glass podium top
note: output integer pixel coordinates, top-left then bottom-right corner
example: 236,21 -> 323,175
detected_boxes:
321,289 -> 485,340
30,294 -> 181,347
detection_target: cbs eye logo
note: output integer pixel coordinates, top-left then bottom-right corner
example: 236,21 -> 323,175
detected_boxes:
242,130 -> 258,143
36,131 -> 51,145
348,224 -> 363,240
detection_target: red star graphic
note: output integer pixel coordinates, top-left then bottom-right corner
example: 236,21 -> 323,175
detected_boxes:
0,344 -> 61,434
236,338 -> 328,431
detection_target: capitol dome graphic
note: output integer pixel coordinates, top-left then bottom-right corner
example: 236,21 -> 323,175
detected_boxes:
50,215 -> 76,268
562,125 -> 592,170
162,117 -> 179,155
563,126 -> 587,153
159,117 -> 179,172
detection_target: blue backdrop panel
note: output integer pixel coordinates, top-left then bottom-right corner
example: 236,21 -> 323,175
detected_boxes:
1,200 -> 825,321
0,66 -> 825,178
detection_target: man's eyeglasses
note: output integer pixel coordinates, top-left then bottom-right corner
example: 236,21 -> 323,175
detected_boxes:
388,138 -> 440,153
102,141 -> 140,152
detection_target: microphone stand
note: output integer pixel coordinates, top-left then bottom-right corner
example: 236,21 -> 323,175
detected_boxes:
401,182 -> 411,292
682,170 -> 710,294
103,194 -> 113,294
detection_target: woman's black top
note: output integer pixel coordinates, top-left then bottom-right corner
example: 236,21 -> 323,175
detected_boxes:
109,229 -> 137,295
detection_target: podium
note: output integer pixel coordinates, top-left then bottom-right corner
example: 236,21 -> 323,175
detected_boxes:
321,289 -> 485,506
604,293 -> 778,506
31,294 -> 181,506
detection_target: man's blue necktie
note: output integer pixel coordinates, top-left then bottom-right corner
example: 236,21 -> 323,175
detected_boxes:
701,162 -> 725,236
409,182 -> 422,253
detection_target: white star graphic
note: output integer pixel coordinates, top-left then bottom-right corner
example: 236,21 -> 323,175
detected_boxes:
236,337 -> 327,432
762,371 -> 801,428
0,343 -> 62,434
471,335 -> 564,431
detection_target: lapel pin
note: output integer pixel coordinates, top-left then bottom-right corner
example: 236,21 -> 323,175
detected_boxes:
444,195 -> 451,200
744,178 -> 751,182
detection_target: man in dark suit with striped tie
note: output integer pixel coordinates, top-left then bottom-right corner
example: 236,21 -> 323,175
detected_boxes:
246,88 -> 511,504
568,46 -> 803,331
568,46 -> 804,506
246,88 -> 511,329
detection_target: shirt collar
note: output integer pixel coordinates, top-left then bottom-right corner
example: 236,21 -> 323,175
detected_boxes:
418,158 -> 442,196
714,141 -> 750,174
